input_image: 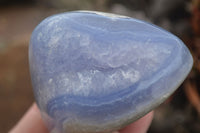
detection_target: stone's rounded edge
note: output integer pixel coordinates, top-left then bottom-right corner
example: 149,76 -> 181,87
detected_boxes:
30,12 -> 65,42
75,10 -> 131,19
31,10 -> 181,47
171,36 -> 194,77
30,10 -> 178,47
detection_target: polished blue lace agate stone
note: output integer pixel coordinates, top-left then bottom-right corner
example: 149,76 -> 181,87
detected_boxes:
29,11 -> 193,133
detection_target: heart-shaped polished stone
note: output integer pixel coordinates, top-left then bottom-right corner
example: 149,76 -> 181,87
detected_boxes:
29,11 -> 193,133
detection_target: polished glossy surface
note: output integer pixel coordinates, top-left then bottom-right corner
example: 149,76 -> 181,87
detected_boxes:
29,11 -> 193,133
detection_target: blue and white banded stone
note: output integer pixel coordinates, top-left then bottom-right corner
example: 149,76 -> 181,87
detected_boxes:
29,11 -> 193,133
